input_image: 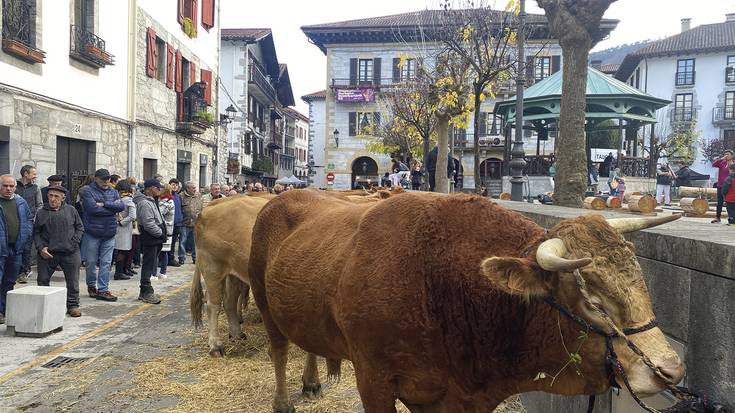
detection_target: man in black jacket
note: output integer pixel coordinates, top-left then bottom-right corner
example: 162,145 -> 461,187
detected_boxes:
34,186 -> 84,317
426,147 -> 454,192
133,179 -> 166,304
16,165 -> 42,284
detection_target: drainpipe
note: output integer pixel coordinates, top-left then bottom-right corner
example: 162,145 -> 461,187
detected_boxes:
212,0 -> 222,184
126,0 -> 138,177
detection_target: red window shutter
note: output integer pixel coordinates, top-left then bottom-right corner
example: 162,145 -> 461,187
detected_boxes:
191,0 -> 198,32
201,0 -> 214,30
177,92 -> 184,121
166,45 -> 174,89
201,69 -> 212,105
175,50 -> 183,92
190,62 -> 196,88
177,0 -> 184,25
145,28 -> 156,78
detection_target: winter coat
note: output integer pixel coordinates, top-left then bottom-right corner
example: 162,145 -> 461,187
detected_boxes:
426,147 -> 454,177
0,196 -> 33,257
15,180 -> 42,214
80,182 -> 125,239
722,172 -> 735,203
713,159 -> 733,187
133,192 -> 166,247
180,190 -> 203,228
34,204 -> 84,255
114,195 -> 136,251
172,192 -> 183,226
158,195 -> 175,252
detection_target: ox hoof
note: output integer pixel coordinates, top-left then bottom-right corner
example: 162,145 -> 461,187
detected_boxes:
273,402 -> 295,413
209,346 -> 225,358
301,382 -> 322,398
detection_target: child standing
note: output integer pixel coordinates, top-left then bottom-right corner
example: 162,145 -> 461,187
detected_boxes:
722,163 -> 735,226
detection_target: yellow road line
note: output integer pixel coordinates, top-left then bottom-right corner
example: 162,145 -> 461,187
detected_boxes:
0,282 -> 191,386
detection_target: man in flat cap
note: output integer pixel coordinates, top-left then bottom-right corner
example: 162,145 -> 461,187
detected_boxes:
34,185 -> 84,317
41,175 -> 65,206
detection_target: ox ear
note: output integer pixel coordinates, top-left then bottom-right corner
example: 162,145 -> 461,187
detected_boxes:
481,257 -> 551,297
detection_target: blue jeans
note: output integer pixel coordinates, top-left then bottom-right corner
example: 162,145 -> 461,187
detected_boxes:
178,226 -> 196,262
0,251 -> 23,314
83,235 -> 115,293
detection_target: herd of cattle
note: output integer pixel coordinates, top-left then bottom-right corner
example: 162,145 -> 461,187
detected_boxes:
188,188 -> 685,413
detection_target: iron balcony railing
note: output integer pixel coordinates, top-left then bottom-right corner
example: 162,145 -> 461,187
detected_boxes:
248,64 -> 278,103
713,106 -> 735,123
1,0 -> 34,46
523,156 -> 554,176
675,71 -> 695,86
69,25 -> 114,67
621,157 -> 651,178
672,107 -> 696,123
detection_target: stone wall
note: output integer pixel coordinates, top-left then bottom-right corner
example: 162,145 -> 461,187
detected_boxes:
135,125 -> 212,186
494,200 -> 735,412
0,90 -> 128,179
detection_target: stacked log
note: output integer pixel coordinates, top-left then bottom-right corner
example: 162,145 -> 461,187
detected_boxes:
499,192 -> 511,200
606,196 -> 622,209
679,197 -> 709,216
628,194 -> 656,213
678,186 -> 718,199
583,197 -> 606,210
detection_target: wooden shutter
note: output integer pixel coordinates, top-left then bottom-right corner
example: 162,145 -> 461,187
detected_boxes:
551,55 -> 561,74
190,61 -> 196,88
175,50 -> 183,92
526,56 -> 535,85
478,112 -> 487,136
349,58 -> 357,86
201,69 -> 212,104
392,58 -> 401,82
166,45 -> 175,89
373,112 -> 381,127
178,0 -> 185,25
177,93 -> 184,121
348,112 -> 356,136
191,0 -> 199,33
373,58 -> 381,85
146,28 -> 157,78
202,0 -> 214,30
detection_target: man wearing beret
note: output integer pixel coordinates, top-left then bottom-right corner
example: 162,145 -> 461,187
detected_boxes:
34,185 -> 84,317
80,168 -> 124,302
133,179 -> 166,304
41,175 -> 65,206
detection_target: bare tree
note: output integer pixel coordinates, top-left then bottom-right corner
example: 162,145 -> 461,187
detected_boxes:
437,1 -> 519,192
536,0 -> 617,206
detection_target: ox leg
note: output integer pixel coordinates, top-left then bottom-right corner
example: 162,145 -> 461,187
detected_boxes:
224,276 -> 246,340
301,353 -> 322,398
353,363 -> 397,413
270,339 -> 295,413
205,276 -> 226,357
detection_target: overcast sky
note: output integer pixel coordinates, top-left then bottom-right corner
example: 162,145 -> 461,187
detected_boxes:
220,0 -> 735,115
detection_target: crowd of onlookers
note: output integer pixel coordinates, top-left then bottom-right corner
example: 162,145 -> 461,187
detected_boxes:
0,165 -> 275,324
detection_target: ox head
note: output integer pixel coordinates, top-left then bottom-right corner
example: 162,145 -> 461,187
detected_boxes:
481,214 -> 685,397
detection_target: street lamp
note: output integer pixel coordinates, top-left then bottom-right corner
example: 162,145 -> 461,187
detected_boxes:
509,0 -> 527,201
333,129 -> 340,148
219,104 -> 237,126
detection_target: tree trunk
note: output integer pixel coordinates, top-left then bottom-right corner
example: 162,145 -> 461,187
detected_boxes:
554,43 -> 590,207
473,87 -> 482,193
436,117 -> 450,194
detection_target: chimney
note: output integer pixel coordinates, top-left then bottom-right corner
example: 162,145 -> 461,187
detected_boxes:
726,13 -> 735,22
591,60 -> 602,69
681,18 -> 691,32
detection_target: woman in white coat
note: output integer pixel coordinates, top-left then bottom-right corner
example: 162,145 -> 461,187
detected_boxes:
155,184 -> 175,280
113,180 -> 136,280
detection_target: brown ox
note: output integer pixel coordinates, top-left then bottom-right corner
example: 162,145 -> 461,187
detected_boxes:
248,191 -> 685,413
190,193 -> 274,356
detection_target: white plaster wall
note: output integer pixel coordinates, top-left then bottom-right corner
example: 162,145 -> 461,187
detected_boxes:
635,52 -> 735,179
308,98 -> 326,187
137,0 -> 219,70
295,116 -> 309,173
0,0 -> 130,119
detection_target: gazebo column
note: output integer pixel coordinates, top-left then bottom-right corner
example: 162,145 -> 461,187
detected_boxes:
625,122 -> 638,157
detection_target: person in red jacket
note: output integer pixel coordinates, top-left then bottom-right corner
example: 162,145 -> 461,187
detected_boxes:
712,149 -> 734,223
721,163 -> 735,226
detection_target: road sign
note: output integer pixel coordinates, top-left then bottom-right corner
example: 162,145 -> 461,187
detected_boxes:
326,172 -> 335,182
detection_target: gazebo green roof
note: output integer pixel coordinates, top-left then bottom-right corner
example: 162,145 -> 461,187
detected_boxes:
494,66 -> 670,127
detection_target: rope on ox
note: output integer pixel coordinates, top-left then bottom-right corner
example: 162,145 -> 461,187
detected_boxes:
545,269 -> 729,413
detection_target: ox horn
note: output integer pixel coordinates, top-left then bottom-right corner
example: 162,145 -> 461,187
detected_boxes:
536,238 -> 593,272
606,213 -> 682,234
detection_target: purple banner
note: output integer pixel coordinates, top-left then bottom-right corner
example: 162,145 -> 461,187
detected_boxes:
336,87 -> 375,103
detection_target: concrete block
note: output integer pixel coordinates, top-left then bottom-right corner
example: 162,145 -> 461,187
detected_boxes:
638,257 -> 690,341
6,286 -> 66,337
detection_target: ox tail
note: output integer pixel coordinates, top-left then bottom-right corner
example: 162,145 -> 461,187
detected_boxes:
326,358 -> 342,385
190,262 -> 204,329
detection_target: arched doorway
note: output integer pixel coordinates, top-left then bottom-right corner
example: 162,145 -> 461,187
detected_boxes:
351,156 -> 379,189
479,158 -> 504,195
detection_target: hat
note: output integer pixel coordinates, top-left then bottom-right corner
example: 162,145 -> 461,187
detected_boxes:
94,168 -> 111,179
143,178 -> 163,189
47,174 -> 65,183
46,185 -> 67,195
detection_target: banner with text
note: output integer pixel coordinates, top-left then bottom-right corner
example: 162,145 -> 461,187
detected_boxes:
336,88 -> 375,103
